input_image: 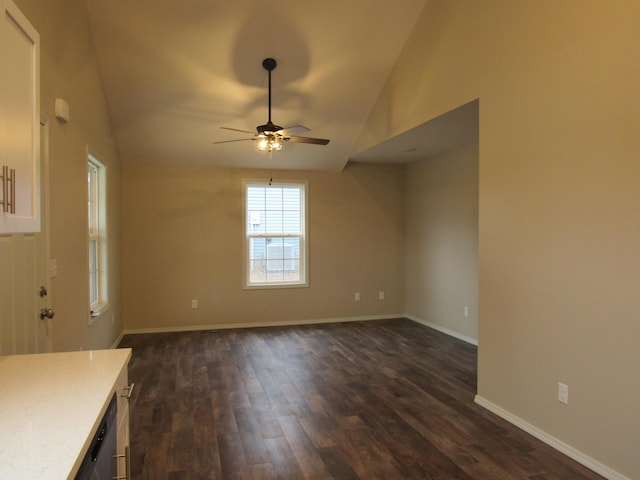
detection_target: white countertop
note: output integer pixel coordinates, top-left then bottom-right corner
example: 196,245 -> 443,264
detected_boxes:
0,348 -> 132,480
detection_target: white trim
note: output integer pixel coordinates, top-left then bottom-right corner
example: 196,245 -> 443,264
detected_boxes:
405,314 -> 478,346
110,331 -> 124,349
474,395 -> 631,480
122,313 -> 404,335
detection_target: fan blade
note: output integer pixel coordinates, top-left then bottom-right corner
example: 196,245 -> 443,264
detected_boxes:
212,138 -> 254,145
220,126 -> 256,134
281,125 -> 310,136
286,136 -> 330,145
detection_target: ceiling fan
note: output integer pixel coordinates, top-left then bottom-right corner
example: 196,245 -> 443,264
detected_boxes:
213,58 -> 330,152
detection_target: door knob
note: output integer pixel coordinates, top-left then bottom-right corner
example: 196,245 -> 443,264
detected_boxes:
40,308 -> 55,320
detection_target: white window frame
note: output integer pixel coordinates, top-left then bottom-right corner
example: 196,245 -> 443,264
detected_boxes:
87,152 -> 108,321
243,179 -> 309,289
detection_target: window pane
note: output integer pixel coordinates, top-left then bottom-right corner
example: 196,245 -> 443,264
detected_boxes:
265,188 -> 282,210
247,186 -> 265,210
287,259 -> 301,282
249,237 -> 266,260
283,210 -> 300,234
282,188 -> 300,209
266,240 -> 284,274
88,164 -> 98,232
265,210 -> 283,233
264,238 -> 300,272
266,269 -> 284,282
285,237 -> 301,260
248,210 -> 264,234
89,239 -> 98,305
248,260 -> 264,283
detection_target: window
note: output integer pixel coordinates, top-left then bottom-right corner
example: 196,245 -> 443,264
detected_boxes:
88,154 -> 107,318
244,180 -> 308,288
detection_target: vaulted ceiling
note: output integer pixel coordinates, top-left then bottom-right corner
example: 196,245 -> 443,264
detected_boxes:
85,1 -> 475,172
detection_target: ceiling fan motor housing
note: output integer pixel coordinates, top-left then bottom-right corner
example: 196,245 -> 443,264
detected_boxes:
257,121 -> 283,134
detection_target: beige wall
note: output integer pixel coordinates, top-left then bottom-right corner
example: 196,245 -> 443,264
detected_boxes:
121,163 -> 404,331
358,0 -> 640,477
404,144 -> 478,343
14,0 -> 122,351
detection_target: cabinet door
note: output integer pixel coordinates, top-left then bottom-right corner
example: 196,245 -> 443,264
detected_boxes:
0,0 -> 40,233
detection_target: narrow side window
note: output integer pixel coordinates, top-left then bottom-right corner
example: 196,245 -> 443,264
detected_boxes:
88,155 -> 108,320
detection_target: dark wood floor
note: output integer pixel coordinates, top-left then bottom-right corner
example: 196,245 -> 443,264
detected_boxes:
118,319 -> 604,480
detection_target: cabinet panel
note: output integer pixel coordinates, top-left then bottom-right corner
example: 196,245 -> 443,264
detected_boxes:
115,364 -> 131,479
0,0 -> 40,233
116,401 -> 130,479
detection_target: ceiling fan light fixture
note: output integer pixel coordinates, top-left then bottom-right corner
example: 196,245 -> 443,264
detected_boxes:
256,135 -> 283,152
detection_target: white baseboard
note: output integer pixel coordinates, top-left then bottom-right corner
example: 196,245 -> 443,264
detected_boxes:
122,313 -> 405,335
110,331 -> 124,349
474,395 -> 631,480
405,314 -> 478,346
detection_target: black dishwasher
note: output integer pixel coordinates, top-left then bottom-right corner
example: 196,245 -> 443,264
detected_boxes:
74,393 -> 118,480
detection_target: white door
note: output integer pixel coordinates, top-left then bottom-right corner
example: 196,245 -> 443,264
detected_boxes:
0,117 -> 51,354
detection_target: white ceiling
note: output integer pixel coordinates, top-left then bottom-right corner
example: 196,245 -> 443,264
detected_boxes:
85,0 -> 474,172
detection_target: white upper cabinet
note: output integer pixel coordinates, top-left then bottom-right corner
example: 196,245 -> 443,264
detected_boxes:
0,0 -> 40,233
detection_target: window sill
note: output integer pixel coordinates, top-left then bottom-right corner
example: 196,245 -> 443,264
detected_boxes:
244,282 -> 309,290
88,304 -> 109,325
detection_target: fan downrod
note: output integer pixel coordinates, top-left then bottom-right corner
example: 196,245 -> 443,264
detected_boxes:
260,57 -> 281,132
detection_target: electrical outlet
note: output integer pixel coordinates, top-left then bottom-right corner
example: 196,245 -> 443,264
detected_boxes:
192,299 -> 198,309
558,382 -> 568,405
378,291 -> 385,300
354,292 -> 360,301
464,306 -> 469,317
